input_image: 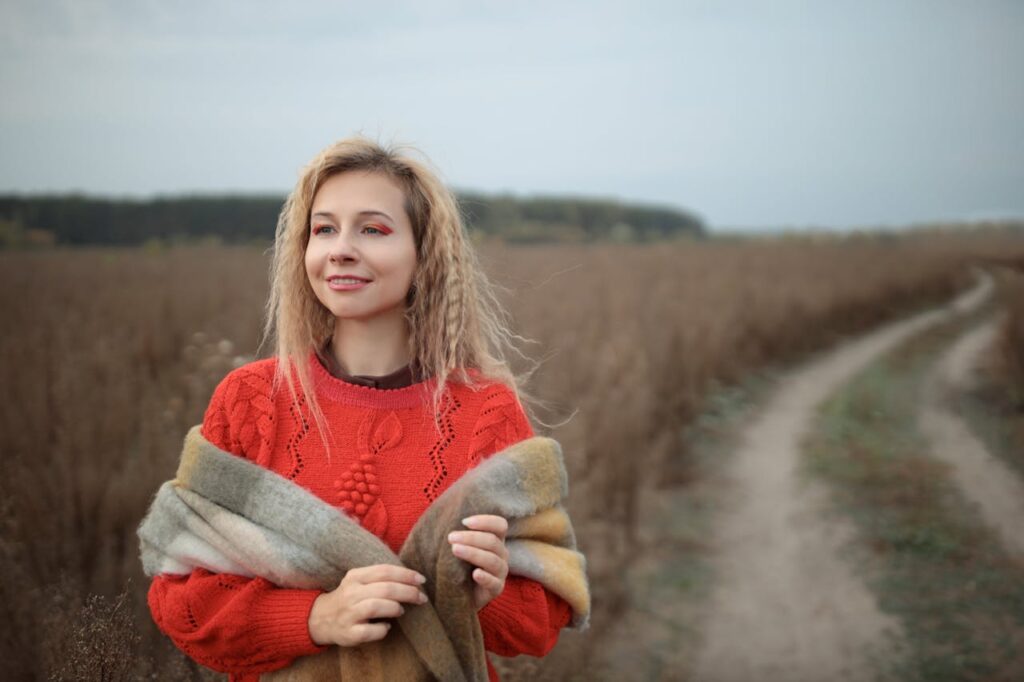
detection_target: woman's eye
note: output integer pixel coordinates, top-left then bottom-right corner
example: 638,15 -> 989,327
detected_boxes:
311,224 -> 388,236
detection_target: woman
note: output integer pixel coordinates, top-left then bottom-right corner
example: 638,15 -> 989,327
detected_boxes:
144,137 -> 577,681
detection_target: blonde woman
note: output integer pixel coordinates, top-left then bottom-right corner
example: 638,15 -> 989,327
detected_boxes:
144,137 -> 577,681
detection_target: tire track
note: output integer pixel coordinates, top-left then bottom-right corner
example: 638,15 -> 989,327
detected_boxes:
918,316 -> 1024,556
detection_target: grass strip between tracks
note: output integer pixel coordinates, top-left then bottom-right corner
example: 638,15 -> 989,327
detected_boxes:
956,358 -> 1024,483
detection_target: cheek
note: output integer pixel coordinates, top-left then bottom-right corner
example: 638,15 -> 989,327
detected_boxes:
399,244 -> 418,284
377,245 -> 417,284
304,243 -> 319,276
304,250 -> 325,294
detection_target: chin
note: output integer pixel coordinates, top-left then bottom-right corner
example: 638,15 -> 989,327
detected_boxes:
328,306 -> 404,323
326,308 -> 371,321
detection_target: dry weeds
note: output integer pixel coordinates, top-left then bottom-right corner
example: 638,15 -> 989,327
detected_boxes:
1,229 -> 1022,680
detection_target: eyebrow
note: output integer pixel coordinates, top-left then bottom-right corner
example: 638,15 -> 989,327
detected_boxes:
310,210 -> 394,222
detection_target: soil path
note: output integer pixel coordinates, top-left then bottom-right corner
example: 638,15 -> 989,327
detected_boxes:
692,273 -> 992,682
918,316 -> 1024,555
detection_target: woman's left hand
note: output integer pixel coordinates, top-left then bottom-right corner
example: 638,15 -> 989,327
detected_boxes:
448,514 -> 509,611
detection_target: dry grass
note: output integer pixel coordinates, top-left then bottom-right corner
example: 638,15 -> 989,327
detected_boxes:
1,228 -> 1022,680
991,264 -> 1024,407
964,260 -> 1024,477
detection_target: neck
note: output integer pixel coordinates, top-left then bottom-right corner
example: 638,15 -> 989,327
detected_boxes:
330,311 -> 412,376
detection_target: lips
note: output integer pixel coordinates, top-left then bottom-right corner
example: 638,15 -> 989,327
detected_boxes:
326,276 -> 371,292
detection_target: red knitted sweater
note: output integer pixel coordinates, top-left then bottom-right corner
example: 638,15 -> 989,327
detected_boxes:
146,354 -> 573,681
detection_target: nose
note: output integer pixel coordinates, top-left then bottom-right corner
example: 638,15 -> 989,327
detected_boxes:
328,228 -> 359,263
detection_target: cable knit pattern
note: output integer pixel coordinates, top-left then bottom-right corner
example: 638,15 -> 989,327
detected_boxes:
468,386 -> 532,468
147,355 -> 572,682
204,365 -> 281,471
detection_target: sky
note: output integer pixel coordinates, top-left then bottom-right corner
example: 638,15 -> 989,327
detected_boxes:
1,0 -> 1022,231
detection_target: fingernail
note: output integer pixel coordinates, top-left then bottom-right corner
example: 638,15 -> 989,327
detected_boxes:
447,531 -> 459,542
416,573 -> 426,584
419,592 -> 428,603
461,517 -> 474,527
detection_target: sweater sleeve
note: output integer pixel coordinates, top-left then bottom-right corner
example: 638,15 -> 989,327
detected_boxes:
147,570 -> 325,674
145,368 -> 328,675
469,385 -> 575,658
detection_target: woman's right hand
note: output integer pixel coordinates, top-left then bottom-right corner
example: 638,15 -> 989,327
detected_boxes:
307,564 -> 428,647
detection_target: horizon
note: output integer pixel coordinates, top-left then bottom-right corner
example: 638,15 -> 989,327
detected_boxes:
2,1 -> 1022,231
2,186 -> 1022,235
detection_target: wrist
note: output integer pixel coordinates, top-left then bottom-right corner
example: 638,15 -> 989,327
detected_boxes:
308,593 -> 329,646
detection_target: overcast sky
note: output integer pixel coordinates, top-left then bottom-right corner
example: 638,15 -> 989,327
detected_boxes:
1,0 -> 1022,230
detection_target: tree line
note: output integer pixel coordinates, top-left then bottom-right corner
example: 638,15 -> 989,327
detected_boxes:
0,191 -> 705,248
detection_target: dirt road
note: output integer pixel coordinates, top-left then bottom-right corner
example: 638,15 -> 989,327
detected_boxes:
918,316 -> 1024,556
691,273 -> 992,682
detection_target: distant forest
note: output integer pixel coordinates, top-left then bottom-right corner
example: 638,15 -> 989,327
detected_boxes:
0,191 -> 705,248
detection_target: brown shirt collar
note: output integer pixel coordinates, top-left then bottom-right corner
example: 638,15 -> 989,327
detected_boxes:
314,339 -> 424,389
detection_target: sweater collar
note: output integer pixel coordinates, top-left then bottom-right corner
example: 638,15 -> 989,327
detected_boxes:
314,338 -> 423,389
309,340 -> 437,409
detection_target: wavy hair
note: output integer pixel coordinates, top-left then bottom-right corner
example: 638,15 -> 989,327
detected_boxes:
257,135 -> 537,455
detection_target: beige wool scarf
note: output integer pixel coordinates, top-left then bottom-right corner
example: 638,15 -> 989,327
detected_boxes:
137,425 -> 590,681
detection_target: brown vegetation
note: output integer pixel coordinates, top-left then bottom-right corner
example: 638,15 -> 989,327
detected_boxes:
992,264 -> 1024,408
1,228 -> 1022,680
971,260 -> 1024,474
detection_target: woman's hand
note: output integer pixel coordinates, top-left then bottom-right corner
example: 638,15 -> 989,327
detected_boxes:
448,515 -> 510,611
308,564 -> 427,647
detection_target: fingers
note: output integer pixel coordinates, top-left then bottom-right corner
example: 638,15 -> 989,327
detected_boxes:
357,597 -> 406,621
360,580 -> 429,606
348,622 -> 392,644
449,517 -> 510,587
346,564 -> 426,587
471,567 -> 504,590
461,515 -> 508,538
308,589 -> 399,648
312,563 -> 434,648
448,530 -> 509,558
450,540 -> 508,578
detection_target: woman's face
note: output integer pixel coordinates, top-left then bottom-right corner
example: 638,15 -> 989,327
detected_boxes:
305,171 -> 418,326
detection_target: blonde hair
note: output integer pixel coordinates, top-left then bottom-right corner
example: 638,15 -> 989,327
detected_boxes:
257,135 -> 536,454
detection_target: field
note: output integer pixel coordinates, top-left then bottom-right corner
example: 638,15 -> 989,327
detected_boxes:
1,227 -> 1022,680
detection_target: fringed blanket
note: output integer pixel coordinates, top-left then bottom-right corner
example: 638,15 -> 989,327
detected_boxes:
137,425 -> 589,681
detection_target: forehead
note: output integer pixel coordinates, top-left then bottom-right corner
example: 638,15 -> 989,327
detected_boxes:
311,171 -> 407,218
